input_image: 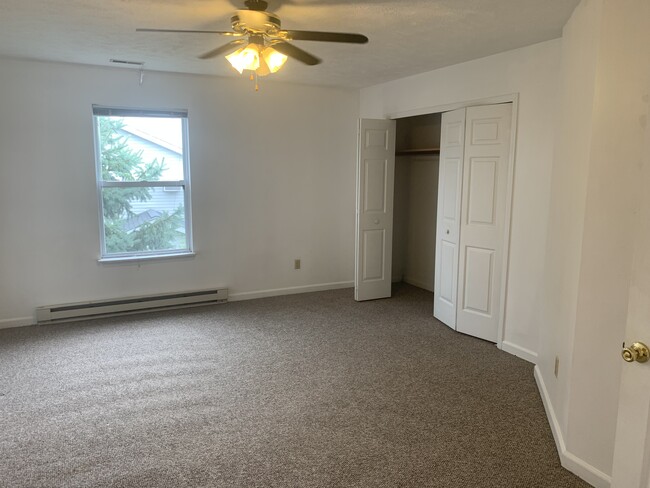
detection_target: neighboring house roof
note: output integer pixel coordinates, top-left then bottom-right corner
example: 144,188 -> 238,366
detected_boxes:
121,126 -> 182,155
115,126 -> 184,181
123,209 -> 162,233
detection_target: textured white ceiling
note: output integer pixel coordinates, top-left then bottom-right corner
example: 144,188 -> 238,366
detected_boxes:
1,0 -> 579,88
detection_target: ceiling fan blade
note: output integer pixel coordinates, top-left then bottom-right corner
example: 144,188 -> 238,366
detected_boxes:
281,30 -> 368,44
136,28 -> 242,36
198,40 -> 246,59
272,41 -> 321,66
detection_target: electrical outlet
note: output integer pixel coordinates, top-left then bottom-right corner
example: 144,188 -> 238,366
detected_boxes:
294,259 -> 301,270
554,356 -> 560,378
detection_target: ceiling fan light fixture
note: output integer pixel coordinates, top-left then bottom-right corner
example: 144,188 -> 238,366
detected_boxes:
225,44 -> 261,74
225,43 -> 287,78
262,47 -> 288,73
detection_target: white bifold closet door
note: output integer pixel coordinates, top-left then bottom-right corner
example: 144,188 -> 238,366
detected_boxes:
355,119 -> 396,301
433,108 -> 466,328
434,104 -> 512,343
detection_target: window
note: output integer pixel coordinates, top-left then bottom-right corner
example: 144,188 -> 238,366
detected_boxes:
93,106 -> 193,260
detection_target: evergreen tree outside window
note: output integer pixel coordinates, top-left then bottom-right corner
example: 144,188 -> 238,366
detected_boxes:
93,106 -> 193,259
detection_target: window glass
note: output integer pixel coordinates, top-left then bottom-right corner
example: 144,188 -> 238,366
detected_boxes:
93,107 -> 192,258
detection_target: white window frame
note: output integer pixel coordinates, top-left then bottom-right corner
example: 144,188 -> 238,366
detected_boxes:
92,105 -> 194,261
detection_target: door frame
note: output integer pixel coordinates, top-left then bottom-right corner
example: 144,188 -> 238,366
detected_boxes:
388,93 -> 520,353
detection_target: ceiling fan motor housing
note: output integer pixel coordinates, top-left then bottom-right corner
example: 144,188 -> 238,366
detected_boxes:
232,10 -> 281,36
244,0 -> 268,11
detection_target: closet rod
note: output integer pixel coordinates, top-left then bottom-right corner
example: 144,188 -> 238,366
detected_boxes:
395,148 -> 440,156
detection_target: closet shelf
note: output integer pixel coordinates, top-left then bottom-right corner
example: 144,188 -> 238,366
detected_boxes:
395,147 -> 441,156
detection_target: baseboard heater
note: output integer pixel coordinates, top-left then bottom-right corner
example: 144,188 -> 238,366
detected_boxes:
36,288 -> 228,324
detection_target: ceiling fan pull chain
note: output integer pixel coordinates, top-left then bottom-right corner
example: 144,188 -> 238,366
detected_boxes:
248,71 -> 259,91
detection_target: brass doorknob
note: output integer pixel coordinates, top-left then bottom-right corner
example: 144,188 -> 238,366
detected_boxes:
622,342 -> 650,363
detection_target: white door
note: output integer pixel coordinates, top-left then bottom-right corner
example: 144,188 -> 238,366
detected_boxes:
434,108 -> 466,328
355,119 -> 396,301
610,101 -> 650,488
456,104 -> 512,342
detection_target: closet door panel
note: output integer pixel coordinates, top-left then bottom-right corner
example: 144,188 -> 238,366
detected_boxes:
434,108 -> 466,328
439,240 -> 456,303
462,246 -> 494,314
355,118 -> 396,301
467,158 -> 498,225
456,104 -> 512,342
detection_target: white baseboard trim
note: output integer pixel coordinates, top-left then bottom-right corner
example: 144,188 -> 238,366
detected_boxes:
534,366 -> 612,488
403,276 -> 434,292
228,281 -> 354,302
0,316 -> 35,330
500,341 -> 538,364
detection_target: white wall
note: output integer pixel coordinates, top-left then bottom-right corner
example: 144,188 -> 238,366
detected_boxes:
537,0 -> 603,454
538,0 -> 650,481
361,39 -> 562,361
0,58 -> 359,325
567,0 -> 649,473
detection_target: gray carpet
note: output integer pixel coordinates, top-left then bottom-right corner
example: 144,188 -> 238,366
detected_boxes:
0,284 -> 590,487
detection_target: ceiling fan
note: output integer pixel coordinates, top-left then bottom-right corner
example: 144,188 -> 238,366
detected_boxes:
137,0 -> 368,82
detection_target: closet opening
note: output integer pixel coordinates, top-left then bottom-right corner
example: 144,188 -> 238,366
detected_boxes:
392,113 -> 441,293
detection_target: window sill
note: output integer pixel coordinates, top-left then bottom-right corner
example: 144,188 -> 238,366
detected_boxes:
98,251 -> 196,264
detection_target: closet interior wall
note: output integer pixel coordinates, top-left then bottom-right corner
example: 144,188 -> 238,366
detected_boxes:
392,113 -> 442,292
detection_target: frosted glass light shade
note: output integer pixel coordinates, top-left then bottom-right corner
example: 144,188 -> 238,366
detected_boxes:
262,48 -> 288,73
226,44 -> 261,74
